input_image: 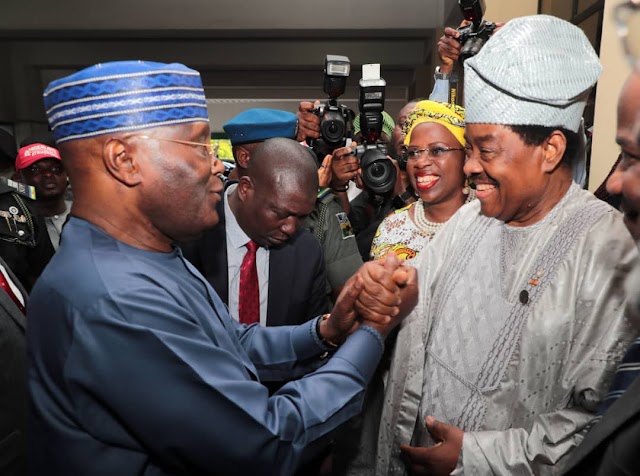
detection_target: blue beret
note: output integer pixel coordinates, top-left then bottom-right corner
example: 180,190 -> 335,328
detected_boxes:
44,60 -> 209,143
223,108 -> 298,145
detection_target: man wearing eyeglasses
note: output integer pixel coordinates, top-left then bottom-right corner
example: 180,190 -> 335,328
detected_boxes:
27,60 -> 418,476
363,15 -> 638,476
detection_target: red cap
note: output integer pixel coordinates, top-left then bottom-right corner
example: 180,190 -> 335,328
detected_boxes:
16,143 -> 61,170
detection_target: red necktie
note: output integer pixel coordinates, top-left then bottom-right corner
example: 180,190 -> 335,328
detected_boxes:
238,240 -> 260,325
0,271 -> 25,314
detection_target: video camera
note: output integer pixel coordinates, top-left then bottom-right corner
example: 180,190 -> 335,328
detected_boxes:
307,55 -> 355,154
457,0 -> 497,63
354,64 -> 396,197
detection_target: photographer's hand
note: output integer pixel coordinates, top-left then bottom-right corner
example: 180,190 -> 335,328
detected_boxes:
318,154 -> 333,189
438,21 -> 506,73
437,25 -> 465,74
296,101 -> 321,141
330,144 -> 359,190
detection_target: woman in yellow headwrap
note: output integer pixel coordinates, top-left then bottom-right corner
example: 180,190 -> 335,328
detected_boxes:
370,100 -> 473,260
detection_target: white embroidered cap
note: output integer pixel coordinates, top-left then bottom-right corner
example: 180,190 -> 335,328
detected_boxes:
463,14 -> 602,132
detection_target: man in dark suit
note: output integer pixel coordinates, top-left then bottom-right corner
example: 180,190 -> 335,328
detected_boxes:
183,137 -> 329,327
0,256 -> 27,476
562,59 -> 640,476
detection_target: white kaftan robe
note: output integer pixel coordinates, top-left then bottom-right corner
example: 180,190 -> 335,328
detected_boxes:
373,184 -> 637,475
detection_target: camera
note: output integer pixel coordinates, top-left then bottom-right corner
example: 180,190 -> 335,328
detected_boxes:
457,0 -> 497,63
354,64 -> 396,197
307,55 -> 355,154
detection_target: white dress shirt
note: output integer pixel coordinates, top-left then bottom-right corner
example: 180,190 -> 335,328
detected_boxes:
0,262 -> 24,308
224,184 -> 269,326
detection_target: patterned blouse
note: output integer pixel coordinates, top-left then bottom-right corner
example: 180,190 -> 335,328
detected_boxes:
370,203 -> 431,261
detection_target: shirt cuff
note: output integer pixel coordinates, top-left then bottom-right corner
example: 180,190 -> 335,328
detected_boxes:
429,78 -> 450,103
332,325 -> 385,383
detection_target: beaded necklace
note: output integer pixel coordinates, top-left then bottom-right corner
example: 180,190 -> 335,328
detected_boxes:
413,194 -> 474,238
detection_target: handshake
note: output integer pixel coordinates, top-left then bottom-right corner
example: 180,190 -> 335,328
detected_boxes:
318,252 -> 418,344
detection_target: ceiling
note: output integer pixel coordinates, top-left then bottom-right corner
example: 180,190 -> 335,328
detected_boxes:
0,0 -> 462,132
0,0 -> 454,34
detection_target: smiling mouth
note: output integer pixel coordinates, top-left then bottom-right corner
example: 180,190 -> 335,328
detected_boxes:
416,175 -> 438,184
415,175 -> 439,190
473,183 -> 497,192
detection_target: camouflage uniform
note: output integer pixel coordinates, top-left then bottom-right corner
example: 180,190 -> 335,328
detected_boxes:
304,188 -> 362,295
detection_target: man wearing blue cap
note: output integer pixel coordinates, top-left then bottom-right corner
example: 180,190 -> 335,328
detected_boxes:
26,60 -> 418,476
224,107 -> 299,179
183,108 -> 331,328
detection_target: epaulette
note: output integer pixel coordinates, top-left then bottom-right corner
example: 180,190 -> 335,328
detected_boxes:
317,187 -> 332,200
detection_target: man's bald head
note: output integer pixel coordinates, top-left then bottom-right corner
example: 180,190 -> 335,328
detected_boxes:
231,137 -> 319,248
247,137 -> 319,192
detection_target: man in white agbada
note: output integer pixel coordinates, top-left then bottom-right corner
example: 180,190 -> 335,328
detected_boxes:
368,15 -> 638,476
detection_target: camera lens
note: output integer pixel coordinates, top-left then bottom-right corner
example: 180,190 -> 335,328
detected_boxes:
460,36 -> 486,62
360,149 -> 396,196
321,111 -> 346,145
370,162 -> 386,179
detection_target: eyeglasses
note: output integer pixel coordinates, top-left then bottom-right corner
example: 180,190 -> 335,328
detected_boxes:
127,134 -> 219,163
402,146 -> 465,161
615,0 -> 640,69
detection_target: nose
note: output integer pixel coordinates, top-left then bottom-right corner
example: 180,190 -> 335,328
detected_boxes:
605,163 -> 623,196
280,216 -> 297,237
410,152 -> 435,169
463,153 -> 482,177
211,157 -> 225,176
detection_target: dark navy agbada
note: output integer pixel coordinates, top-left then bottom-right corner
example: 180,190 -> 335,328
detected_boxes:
27,218 -> 383,476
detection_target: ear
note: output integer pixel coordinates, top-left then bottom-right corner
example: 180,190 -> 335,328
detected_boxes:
234,146 -> 251,170
235,175 -> 255,202
102,138 -> 143,186
540,130 -> 567,173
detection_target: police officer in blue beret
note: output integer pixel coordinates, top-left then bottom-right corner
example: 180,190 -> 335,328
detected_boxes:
224,108 -> 299,180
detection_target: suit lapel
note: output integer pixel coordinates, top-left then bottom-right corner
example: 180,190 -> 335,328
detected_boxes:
0,257 -> 26,331
564,376 -> 640,471
266,243 -> 294,326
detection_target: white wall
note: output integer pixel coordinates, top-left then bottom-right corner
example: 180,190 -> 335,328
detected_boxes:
589,0 -> 631,190
484,0 -> 538,22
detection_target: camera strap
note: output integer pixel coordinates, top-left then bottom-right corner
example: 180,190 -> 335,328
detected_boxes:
449,72 -> 460,106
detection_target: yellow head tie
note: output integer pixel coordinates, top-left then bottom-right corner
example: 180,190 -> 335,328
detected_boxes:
402,100 -> 466,147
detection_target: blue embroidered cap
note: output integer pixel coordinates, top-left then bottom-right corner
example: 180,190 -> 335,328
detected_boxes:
43,60 -> 209,143
223,108 -> 298,145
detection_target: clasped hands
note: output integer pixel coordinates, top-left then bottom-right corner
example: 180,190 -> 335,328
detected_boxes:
319,252 -> 418,343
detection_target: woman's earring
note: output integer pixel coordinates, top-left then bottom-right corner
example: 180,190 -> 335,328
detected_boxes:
462,177 -> 470,195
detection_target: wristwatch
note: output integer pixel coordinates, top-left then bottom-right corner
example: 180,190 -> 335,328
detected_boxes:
316,314 -> 340,349
434,66 -> 450,81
